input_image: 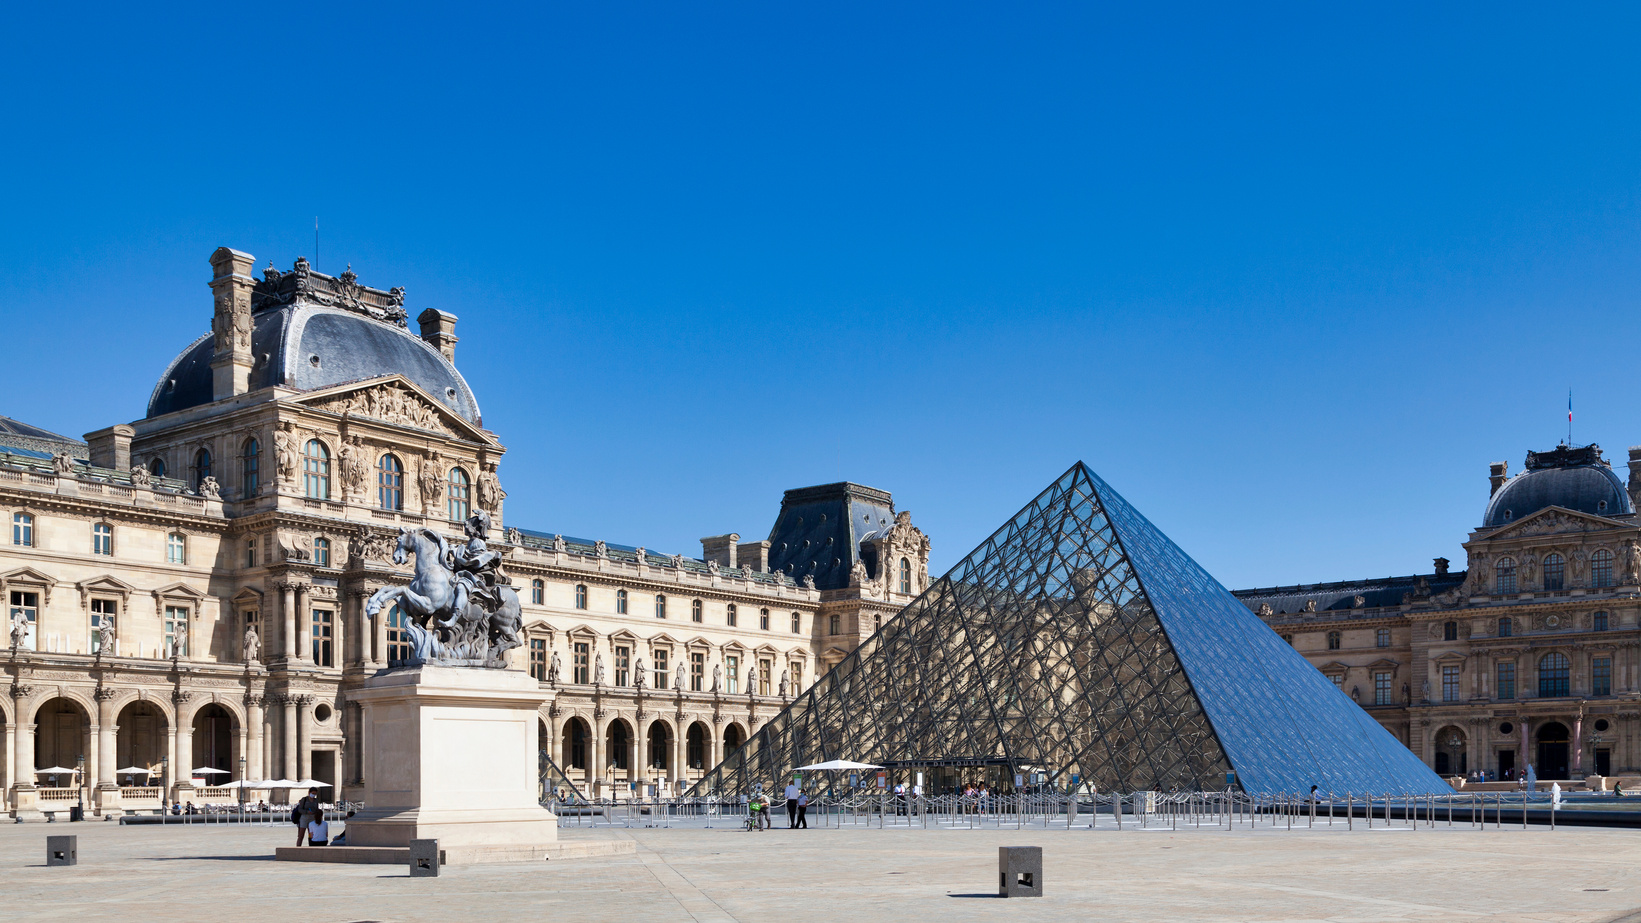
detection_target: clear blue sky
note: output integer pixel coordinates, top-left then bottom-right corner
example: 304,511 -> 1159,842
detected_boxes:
4,4 -> 1639,589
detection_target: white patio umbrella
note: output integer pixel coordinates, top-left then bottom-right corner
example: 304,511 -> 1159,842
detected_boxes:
191,767 -> 229,776
35,766 -> 78,775
291,778 -> 331,789
115,766 -> 153,776
795,759 -> 883,771
262,779 -> 299,788
219,779 -> 265,789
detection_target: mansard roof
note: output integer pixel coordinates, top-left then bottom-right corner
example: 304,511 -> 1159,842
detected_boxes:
0,415 -> 87,459
765,481 -> 896,591
1233,570 -> 1467,616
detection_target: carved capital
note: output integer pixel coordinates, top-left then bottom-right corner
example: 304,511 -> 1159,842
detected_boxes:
171,689 -> 192,705
244,694 -> 264,709
9,684 -> 32,700
94,687 -> 118,702
296,694 -> 315,707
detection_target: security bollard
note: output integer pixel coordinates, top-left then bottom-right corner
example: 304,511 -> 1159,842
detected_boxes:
998,846 -> 1042,898
47,835 -> 77,866
409,838 -> 440,877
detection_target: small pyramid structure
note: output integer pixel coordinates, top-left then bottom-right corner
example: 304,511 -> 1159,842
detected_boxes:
692,463 -> 1449,796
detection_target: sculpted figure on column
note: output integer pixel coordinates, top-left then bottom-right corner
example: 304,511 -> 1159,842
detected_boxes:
547,650 -> 562,683
675,663 -> 685,690
243,625 -> 261,663
711,663 -> 722,693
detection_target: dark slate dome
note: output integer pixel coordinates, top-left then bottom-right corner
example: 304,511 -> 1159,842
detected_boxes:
1483,444 -> 1630,527
147,298 -> 480,424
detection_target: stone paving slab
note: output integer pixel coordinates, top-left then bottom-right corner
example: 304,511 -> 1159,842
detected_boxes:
0,819 -> 1638,922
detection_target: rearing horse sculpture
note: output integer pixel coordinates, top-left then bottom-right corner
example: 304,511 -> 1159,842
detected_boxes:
364,525 -> 523,667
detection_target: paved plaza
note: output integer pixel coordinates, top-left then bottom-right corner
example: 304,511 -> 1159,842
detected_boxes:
2,817 -> 1640,923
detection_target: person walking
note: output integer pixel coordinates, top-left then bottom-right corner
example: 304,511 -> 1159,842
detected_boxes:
796,789 -> 809,829
306,809 -> 331,847
784,779 -> 801,828
293,788 -> 321,846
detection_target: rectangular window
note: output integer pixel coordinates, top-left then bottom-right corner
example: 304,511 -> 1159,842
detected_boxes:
245,537 -> 256,568
573,642 -> 590,684
164,605 -> 189,658
792,612 -> 802,633
1497,662 -> 1515,700
90,598 -> 117,654
726,655 -> 740,694
1375,628 -> 1390,648
386,604 -> 409,665
10,591 -> 37,650
791,664 -> 803,690
759,609 -> 769,631
1441,664 -> 1460,702
1330,673 -> 1344,689
529,639 -> 547,681
1594,657 -> 1612,696
313,538 -> 330,567
311,608 -> 334,667
1544,556 -> 1565,591
758,658 -> 772,696
726,604 -> 737,627
690,652 -> 704,691
1374,671 -> 1391,706
12,513 -> 32,547
93,523 -> 112,556
166,533 -> 186,565
615,645 -> 630,686
653,650 -> 669,690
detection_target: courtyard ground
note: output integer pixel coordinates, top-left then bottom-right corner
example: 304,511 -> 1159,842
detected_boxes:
1,816 -> 1637,922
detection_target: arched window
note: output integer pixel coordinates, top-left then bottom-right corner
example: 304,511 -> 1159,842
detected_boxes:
898,557 -> 911,594
240,439 -> 260,497
531,579 -> 544,605
1593,610 -> 1610,631
302,440 -> 330,499
829,613 -> 840,634
1497,617 -> 1512,637
1592,549 -> 1615,588
691,599 -> 703,623
1375,627 -> 1390,648
93,522 -> 112,556
874,614 -> 881,631
1538,652 -> 1570,698
759,608 -> 770,630
574,584 -> 587,610
1326,631 -> 1341,650
313,537 -> 330,567
11,512 -> 32,546
447,467 -> 471,522
192,448 -> 212,492
150,458 -> 166,479
1543,553 -> 1565,591
166,532 -> 186,564
655,595 -> 667,619
726,603 -> 737,627
1495,557 -> 1517,595
615,589 -> 628,614
1443,620 -> 1458,642
791,611 -> 801,633
377,454 -> 404,511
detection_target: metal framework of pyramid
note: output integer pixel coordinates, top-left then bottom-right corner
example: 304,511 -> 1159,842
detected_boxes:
692,463 -> 1449,796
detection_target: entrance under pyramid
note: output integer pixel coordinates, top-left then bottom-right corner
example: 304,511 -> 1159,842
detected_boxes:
690,463 -> 1450,796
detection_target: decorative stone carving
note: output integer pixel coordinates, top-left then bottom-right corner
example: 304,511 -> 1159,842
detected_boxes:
739,565 -> 752,580
130,464 -> 151,487
1256,603 -> 1273,617
243,625 -> 260,663
198,476 -> 221,500
1352,595 -> 1365,608
633,657 -> 646,688
675,663 -> 685,690
671,553 -> 685,569
274,422 -> 298,484
708,561 -> 720,577
803,574 -> 816,590
593,652 -> 606,685
635,547 -> 646,567
418,450 -> 445,508
51,452 -> 73,476
547,650 -> 562,684
172,689 -> 192,705
94,686 -> 117,702
347,524 -> 394,564
252,257 -> 408,326
1516,512 -> 1592,536
553,535 -> 566,553
362,514 -> 524,668
505,527 -> 521,545
338,435 -> 367,499
312,384 -> 458,437
10,684 -> 34,699
478,463 -> 504,512
1623,540 -> 1641,585
1302,599 -> 1317,613
593,540 -> 608,559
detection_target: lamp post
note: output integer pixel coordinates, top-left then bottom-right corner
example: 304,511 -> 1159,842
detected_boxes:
76,754 -> 85,821
238,755 -> 247,818
161,755 -> 170,808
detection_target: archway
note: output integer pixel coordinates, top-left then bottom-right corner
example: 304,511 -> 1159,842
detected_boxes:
687,722 -> 710,771
562,718 -> 590,773
1536,722 -> 1571,779
647,721 -> 671,773
606,719 -> 632,775
32,698 -> 90,789
1433,725 -> 1467,776
723,722 -> 744,756
115,701 -> 168,785
191,704 -> 237,778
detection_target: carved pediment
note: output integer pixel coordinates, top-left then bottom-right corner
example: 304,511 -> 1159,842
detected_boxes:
78,575 -> 138,604
296,375 -> 495,445
1489,507 -> 1628,540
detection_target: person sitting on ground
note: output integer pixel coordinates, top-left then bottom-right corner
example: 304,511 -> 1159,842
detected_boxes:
184,801 -> 197,815
306,809 -> 330,846
170,801 -> 182,815
1616,781 -> 1625,797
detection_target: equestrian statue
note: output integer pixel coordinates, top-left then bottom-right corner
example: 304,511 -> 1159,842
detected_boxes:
364,510 -> 524,668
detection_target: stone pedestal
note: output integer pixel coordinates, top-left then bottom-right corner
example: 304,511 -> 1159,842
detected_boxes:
93,784 -> 124,817
11,785 -> 45,822
344,665 -> 558,863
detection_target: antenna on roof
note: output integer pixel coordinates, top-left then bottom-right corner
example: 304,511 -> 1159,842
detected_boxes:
314,216 -> 319,272
1568,388 -> 1573,447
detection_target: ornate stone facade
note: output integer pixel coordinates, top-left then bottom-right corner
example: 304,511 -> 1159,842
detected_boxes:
0,246 -> 932,815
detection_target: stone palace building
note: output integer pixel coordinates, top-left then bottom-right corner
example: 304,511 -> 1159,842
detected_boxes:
0,247 -> 930,816
1238,443 -> 1641,784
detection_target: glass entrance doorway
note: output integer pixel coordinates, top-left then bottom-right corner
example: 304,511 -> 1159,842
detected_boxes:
1536,722 -> 1570,779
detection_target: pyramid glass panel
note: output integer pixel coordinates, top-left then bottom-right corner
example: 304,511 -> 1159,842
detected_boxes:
692,463 -> 1450,796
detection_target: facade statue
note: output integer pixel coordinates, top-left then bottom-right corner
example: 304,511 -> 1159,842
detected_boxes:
779,669 -> 789,697
594,540 -> 608,558
553,534 -> 566,553
1302,599 -> 1317,613
1421,680 -> 1430,701
243,624 -> 260,662
199,476 -> 221,500
505,527 -> 521,544
172,618 -> 188,657
130,464 -> 151,487
850,559 -> 868,587
711,663 -> 722,693
633,657 -> 646,687
97,621 -> 116,656
547,650 -> 562,683
1623,540 -> 1641,585
1256,602 -> 1273,617
274,423 -> 297,483
417,451 -> 445,507
339,435 -> 367,498
478,463 -> 505,511
8,611 -> 26,649
672,554 -> 685,569
635,547 -> 646,567
745,663 -> 758,694
52,452 -> 73,476
707,560 -> 721,577
739,565 -> 752,579
1351,685 -> 1360,703
594,652 -> 606,685
1572,549 -> 1590,585
363,516 -> 524,668
802,574 -> 816,590
674,663 -> 685,690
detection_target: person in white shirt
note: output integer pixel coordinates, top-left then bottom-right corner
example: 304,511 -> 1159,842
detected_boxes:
784,781 -> 801,828
306,810 -> 330,846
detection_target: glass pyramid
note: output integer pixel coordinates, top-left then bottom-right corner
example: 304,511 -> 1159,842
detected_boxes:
692,463 -> 1450,796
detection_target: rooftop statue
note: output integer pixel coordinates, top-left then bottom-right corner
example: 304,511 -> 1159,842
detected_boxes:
365,510 -> 524,668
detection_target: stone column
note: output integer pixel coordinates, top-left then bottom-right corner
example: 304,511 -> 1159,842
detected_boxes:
164,725 -> 178,796
95,689 -> 116,787
281,584 -> 297,660
710,720 -> 723,771
295,585 -> 310,663
1574,713 -> 1585,775
3,719 -> 14,794
245,695 -> 264,781
296,695 -> 313,781
282,695 -> 298,781
672,724 -> 686,789
175,698 -> 195,796
1520,720 -> 1530,776
629,729 -> 640,789
590,719 -> 605,799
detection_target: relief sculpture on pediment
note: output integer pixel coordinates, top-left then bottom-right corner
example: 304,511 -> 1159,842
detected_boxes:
310,383 -> 458,437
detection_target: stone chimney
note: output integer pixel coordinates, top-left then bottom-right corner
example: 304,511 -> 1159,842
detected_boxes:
418,308 -> 459,362
208,247 -> 257,400
1489,461 -> 1509,496
701,534 -> 739,568
737,540 -> 771,573
85,425 -> 133,472
1434,557 -> 1450,577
